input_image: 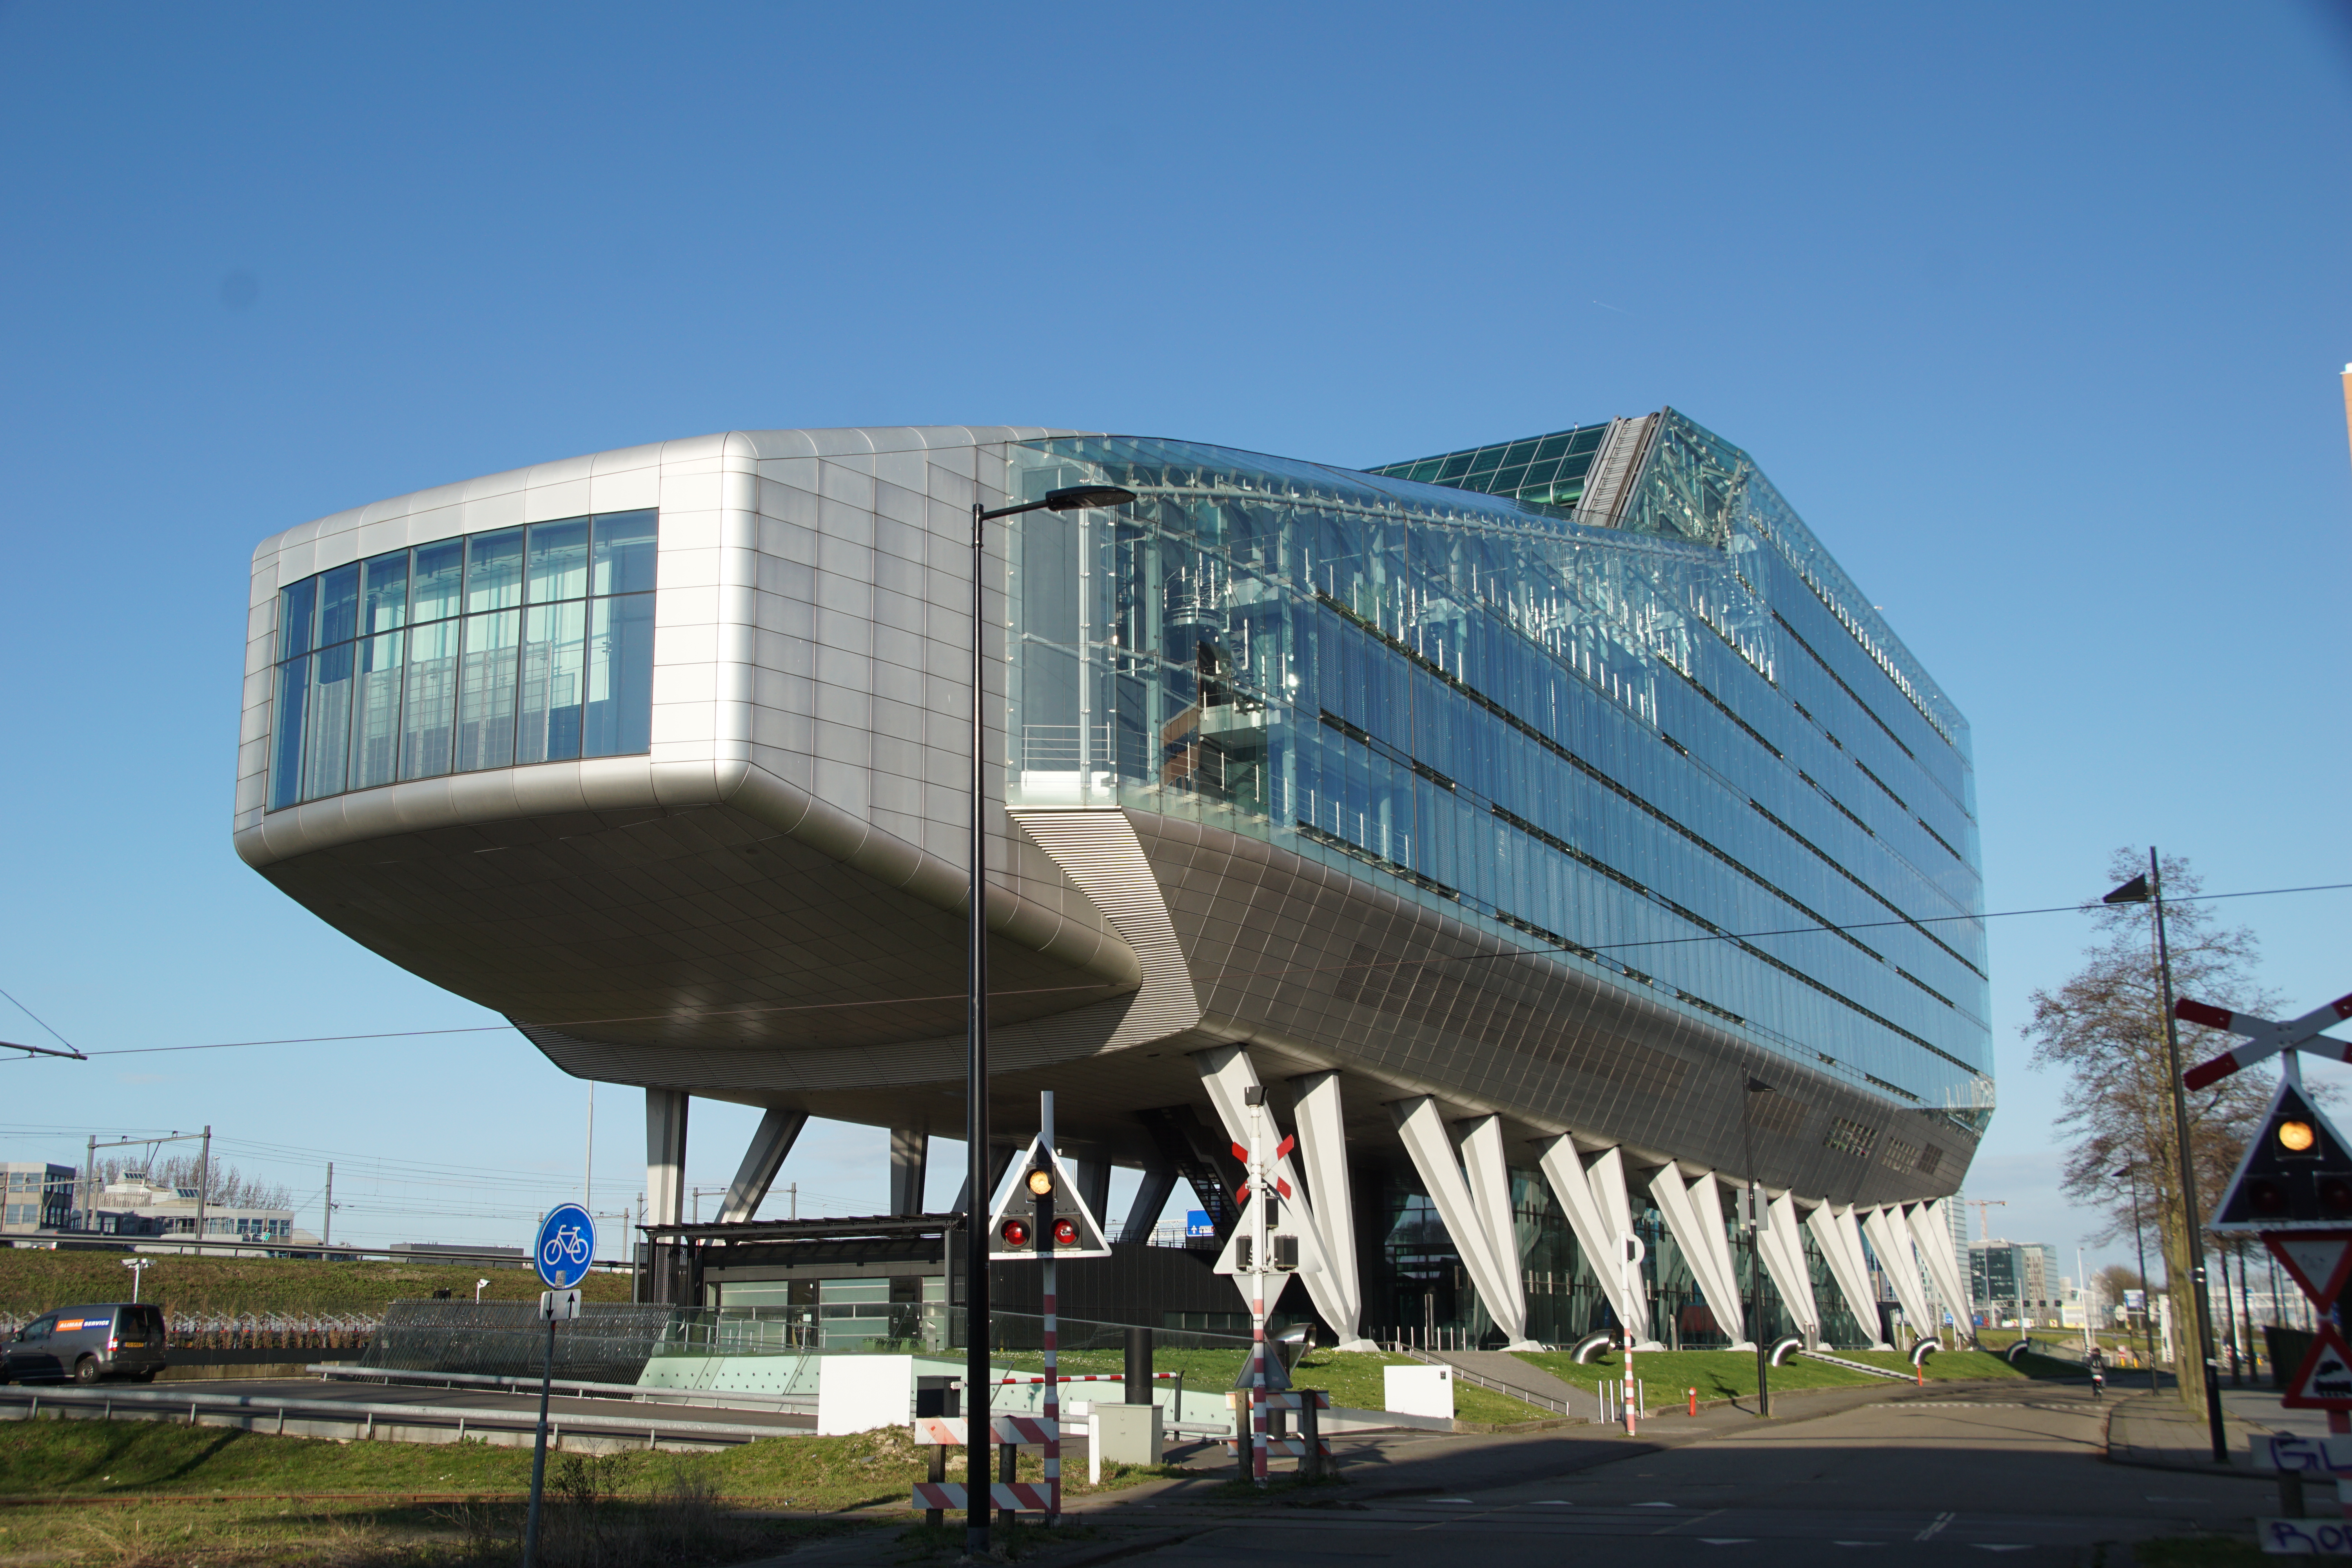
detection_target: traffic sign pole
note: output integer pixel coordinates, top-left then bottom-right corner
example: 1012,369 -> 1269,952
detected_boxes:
521,1204 -> 594,1568
1248,1084 -> 1270,1486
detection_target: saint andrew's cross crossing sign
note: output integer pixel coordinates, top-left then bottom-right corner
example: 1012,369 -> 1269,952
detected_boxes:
2178,989 -> 2352,1090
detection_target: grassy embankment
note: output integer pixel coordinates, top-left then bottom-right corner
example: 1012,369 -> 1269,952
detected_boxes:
0,1250 -> 633,1321
988,1345 -> 1549,1423
1513,1345 -> 2070,1403
0,1413 -> 1181,1564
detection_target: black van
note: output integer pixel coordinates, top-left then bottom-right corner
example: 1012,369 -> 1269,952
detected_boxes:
0,1303 -> 168,1384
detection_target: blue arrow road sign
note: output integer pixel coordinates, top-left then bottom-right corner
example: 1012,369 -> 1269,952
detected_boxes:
535,1203 -> 595,1290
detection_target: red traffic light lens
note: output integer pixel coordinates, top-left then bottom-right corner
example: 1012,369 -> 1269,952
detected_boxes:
2321,1178 -> 2352,1216
1052,1217 -> 1079,1245
1000,1219 -> 1029,1247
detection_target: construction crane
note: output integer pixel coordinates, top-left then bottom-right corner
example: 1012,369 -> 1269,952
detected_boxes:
1964,1198 -> 2008,1243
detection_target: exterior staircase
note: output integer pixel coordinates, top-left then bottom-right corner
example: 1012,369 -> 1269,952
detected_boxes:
1401,1346 -> 1593,1419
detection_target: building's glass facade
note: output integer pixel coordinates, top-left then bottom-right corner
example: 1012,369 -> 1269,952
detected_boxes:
267,510 -> 658,811
1005,410 -> 1990,1125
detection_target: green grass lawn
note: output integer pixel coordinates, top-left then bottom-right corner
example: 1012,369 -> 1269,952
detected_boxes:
1515,1349 -> 1887,1402
0,1406 -> 1196,1564
0,1250 -> 635,1321
1511,1345 -> 2058,1402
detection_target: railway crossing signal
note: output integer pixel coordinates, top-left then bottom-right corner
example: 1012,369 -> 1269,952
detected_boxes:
2211,1077 -> 2352,1232
2179,989 -> 2352,1090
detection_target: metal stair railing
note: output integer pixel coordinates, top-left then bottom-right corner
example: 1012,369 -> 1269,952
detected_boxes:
1795,1348 -> 1914,1381
1391,1343 -> 1575,1417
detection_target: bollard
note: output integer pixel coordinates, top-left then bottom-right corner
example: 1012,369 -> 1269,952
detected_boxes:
1688,1387 -> 1698,1417
1301,1398 -> 1323,1480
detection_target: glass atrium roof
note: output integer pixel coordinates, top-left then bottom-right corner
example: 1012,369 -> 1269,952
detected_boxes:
1365,421 -> 1615,514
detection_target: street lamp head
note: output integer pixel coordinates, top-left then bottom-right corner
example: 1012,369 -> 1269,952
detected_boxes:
1043,485 -> 1137,512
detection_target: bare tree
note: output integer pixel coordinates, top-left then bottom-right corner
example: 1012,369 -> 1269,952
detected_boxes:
94,1154 -> 293,1212
2025,848 -> 2275,1411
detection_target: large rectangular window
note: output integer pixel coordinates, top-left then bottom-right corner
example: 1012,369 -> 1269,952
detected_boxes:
268,510 -> 657,810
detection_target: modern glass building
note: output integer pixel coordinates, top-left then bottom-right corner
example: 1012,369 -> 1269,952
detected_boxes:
236,412 -> 1988,1350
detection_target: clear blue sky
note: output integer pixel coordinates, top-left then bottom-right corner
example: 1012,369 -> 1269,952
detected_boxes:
1,4 -> 2346,1278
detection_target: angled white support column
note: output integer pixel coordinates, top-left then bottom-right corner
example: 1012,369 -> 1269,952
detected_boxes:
1119,1160 -> 1178,1245
645,1089 -> 689,1230
1809,1202 -> 1892,1348
1537,1140 -> 1659,1348
888,1128 -> 929,1217
1862,1205 -> 1934,1341
1290,1071 -> 1377,1350
1907,1199 -> 1972,1340
1648,1167 -> 1749,1348
1457,1114 -> 1537,1350
1389,1096 -> 1534,1347
718,1109 -> 806,1224
1194,1045 -> 1360,1344
1755,1192 -> 1821,1345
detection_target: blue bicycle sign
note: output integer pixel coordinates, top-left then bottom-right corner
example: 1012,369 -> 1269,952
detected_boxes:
534,1203 -> 596,1290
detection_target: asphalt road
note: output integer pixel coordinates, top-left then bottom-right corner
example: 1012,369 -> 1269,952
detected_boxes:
1080,1384 -> 2271,1568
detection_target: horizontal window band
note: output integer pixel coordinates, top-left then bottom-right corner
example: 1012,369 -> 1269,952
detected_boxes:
1312,593 -> 1978,982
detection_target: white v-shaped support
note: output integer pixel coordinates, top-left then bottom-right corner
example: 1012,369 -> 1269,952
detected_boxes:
1862,1205 -> 1934,1340
1537,1140 -> 1658,1348
1194,1045 -> 1358,1344
1648,1167 -> 1750,1349
1290,1069 -> 1376,1349
1806,1203 -> 1889,1349
1755,1191 -> 1820,1345
1390,1097 -> 1536,1348
1907,1199 -> 1971,1339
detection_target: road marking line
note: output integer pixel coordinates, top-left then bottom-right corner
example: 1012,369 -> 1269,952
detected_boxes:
1973,1547 -> 2031,1553
1917,1512 -> 1956,1541
1834,1541 -> 1887,1547
1633,1501 -> 1675,1508
1429,1498 -> 1475,1504
1700,1539 -> 1753,1545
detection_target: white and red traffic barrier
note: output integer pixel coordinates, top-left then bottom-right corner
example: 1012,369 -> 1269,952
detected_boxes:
911,1481 -> 1053,1513
914,1415 -> 1058,1448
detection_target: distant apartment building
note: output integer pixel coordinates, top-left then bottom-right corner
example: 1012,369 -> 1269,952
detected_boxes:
1,1164 -> 77,1234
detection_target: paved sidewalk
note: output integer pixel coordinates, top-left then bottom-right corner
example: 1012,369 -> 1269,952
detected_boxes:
2106,1389 -> 2273,1470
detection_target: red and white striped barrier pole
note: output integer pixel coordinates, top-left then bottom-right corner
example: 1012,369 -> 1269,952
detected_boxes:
1249,1088 -> 1270,1485
1042,1103 -> 1060,1525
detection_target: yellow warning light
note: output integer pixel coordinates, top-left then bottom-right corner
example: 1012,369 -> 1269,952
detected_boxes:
2279,1120 -> 2318,1153
1026,1168 -> 1055,1197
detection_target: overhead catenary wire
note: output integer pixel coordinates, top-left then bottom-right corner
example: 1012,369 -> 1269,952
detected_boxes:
4,876 -> 2348,1064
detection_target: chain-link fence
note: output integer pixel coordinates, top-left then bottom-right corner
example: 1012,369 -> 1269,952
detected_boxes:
359,1300 -> 681,1385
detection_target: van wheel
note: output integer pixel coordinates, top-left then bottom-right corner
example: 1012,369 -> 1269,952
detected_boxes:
73,1357 -> 101,1385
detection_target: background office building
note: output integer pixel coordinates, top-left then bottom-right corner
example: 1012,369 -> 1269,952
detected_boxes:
1,1165 -> 77,1236
236,410 -> 1989,1350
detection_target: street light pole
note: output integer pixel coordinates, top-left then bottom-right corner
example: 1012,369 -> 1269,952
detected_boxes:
2147,849 -> 2230,1464
1740,1077 -> 1775,1416
2121,1163 -> 2160,1394
962,481 -> 1135,1557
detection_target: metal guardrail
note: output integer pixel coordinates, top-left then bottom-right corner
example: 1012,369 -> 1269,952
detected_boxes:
0,1382 -> 800,1446
1390,1344 -> 1575,1417
310,1364 -> 815,1414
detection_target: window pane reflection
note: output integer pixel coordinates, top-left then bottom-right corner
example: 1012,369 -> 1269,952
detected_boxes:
352,631 -> 404,789
519,600 -> 588,764
266,511 -> 657,810
584,592 -> 655,757
592,511 -> 657,595
400,619 -> 460,780
456,609 -> 522,771
466,528 -> 524,614
412,540 -> 464,623
528,519 -> 589,604
362,552 -> 408,632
